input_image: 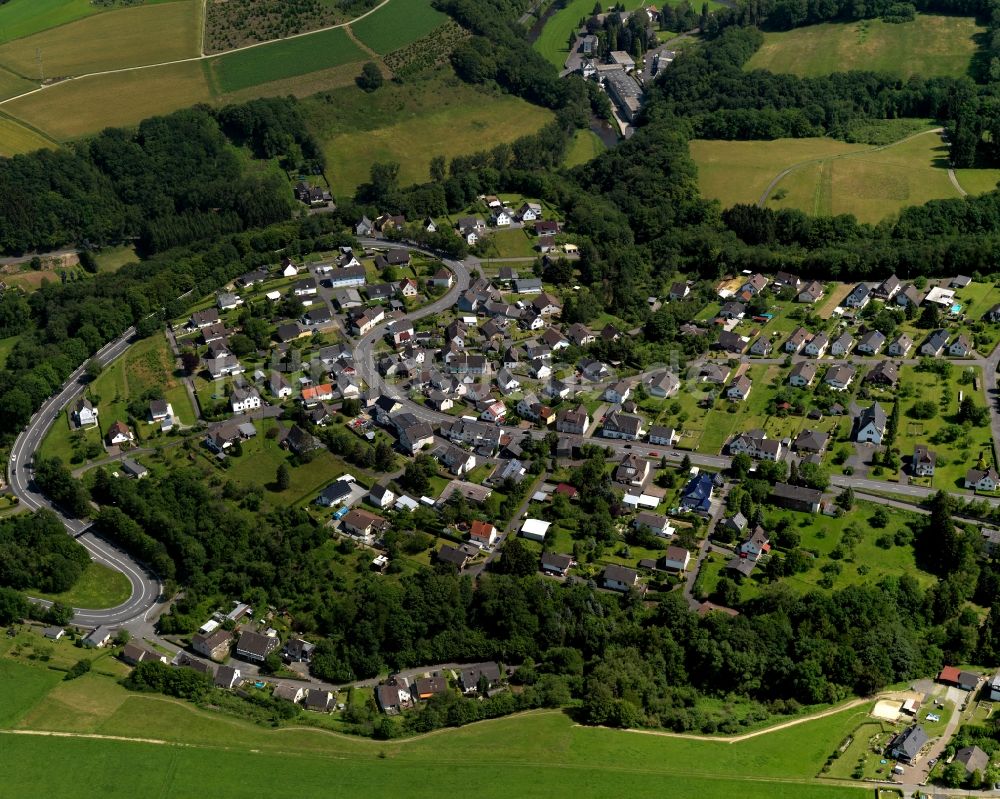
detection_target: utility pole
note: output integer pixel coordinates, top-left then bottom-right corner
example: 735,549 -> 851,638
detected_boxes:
35,47 -> 42,81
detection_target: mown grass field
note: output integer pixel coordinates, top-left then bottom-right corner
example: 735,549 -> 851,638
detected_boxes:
306,68 -> 554,193
29,562 -> 132,610
745,14 -> 983,79
209,27 -> 366,93
564,129 -> 606,167
767,129 -> 959,222
0,652 -> 872,799
350,0 -> 447,54
0,113 -> 56,155
954,168 -> 1000,195
691,130 -> 996,222
691,137 -> 870,208
0,0 -> 200,78
3,60 -> 212,140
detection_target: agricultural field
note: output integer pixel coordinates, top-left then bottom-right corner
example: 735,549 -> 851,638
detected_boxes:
564,129 -> 606,167
0,65 -> 37,101
3,60 -> 212,140
0,114 -> 56,155
745,14 -> 983,79
0,0 -> 102,45
208,26 -> 365,94
0,1 -> 201,78
304,67 -> 555,194
350,0 -> 447,54
0,650 -> 873,799
204,0 -> 348,53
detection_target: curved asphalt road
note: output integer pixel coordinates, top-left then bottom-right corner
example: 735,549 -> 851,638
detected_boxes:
8,326 -> 164,627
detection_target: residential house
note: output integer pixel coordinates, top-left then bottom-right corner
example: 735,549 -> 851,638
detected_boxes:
541,552 -> 573,577
843,283 -> 871,309
106,420 -> 134,446
920,329 -> 949,357
938,665 -> 980,691
602,564 -> 640,592
912,444 -> 936,477
792,429 -> 829,454
896,284 -> 924,308
192,628 -> 232,661
646,371 -> 679,398
120,458 -> 148,479
285,424 -> 320,456
717,301 -> 745,320
773,271 -> 801,291
121,642 -> 165,666
604,380 -> 632,404
469,520 -> 498,548
647,426 -> 677,447
797,281 -> 824,303
556,406 -> 589,435
532,292 -> 562,316
291,278 -> 318,297
856,329 -> 886,355
190,308 -> 220,328
269,373 -> 292,399
770,482 -> 822,513
854,402 -> 887,444
341,508 -> 388,541
887,333 -> 913,357
214,665 -> 242,690
315,480 -> 354,508
788,361 -> 817,387
668,282 -> 690,301
435,444 -> 477,477
680,473 -> 714,513
82,626 -> 114,648
513,277 -> 543,294
542,327 -> 569,350
615,453 -> 650,485
661,546 -> 691,572
304,690 -> 335,713
283,638 -> 316,663
966,467 -> 1000,491
601,411 -> 644,440
785,327 -> 809,353
741,273 -> 768,295
634,512 -> 674,538
750,337 -> 773,357
874,274 -> 901,301
804,332 -> 829,357
235,631 -> 279,663
986,303 -> 1000,322
739,526 -> 770,560
230,387 -> 261,414
273,684 -> 305,704
217,292 -> 243,311
866,360 -> 898,388
949,334 -> 973,357
459,662 -> 502,694
301,384 -> 334,407
886,725 -> 928,764
430,268 -> 454,289
377,678 -> 414,715
73,397 -> 99,427
436,545 -> 470,570
725,375 -> 752,401
200,322 -> 228,345
954,745 -> 990,777
830,333 -> 853,356
369,483 -> 395,509
413,675 -> 450,701
567,323 -> 595,346
716,330 -> 746,354
824,364 -> 855,391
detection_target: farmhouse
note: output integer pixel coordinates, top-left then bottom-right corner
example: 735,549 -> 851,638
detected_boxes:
966,467 -> 1000,491
770,482 -> 822,513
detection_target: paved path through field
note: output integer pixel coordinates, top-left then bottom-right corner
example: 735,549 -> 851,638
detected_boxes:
756,127 -> 947,208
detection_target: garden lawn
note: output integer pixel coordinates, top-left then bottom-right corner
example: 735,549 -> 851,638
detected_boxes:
350,0 -> 447,54
0,0 -> 201,77
890,364 -> 993,491
29,561 -> 132,610
39,410 -> 102,464
483,228 -> 537,258
209,27 -> 366,93
745,15 -> 983,79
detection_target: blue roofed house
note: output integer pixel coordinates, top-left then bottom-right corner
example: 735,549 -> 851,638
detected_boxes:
680,473 -> 714,513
